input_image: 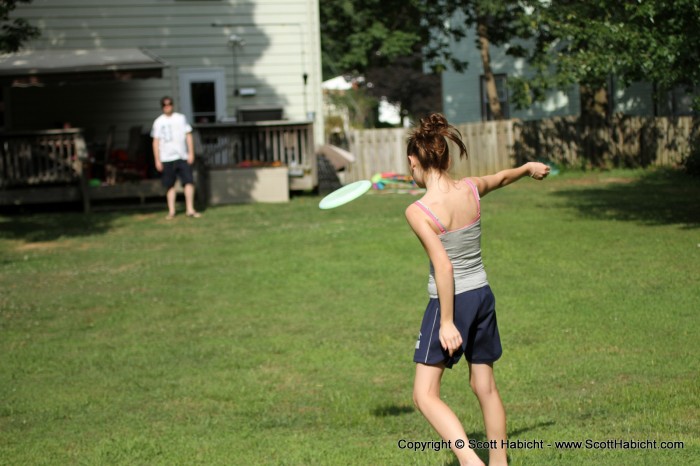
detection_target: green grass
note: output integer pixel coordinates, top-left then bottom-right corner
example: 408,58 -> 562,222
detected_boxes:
1,168 -> 698,465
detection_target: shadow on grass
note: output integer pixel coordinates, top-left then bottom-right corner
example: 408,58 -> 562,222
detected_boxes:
0,209 -> 126,242
371,404 -> 414,417
553,169 -> 700,228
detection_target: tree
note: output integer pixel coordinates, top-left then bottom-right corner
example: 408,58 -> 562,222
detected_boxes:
322,0 -> 700,125
320,0 -> 457,122
1,0 -> 40,53
432,0 -> 700,119
320,0 -> 533,121
510,0 -> 700,117
320,0 -> 451,80
435,1 -> 534,120
326,85 -> 379,130
365,53 -> 442,123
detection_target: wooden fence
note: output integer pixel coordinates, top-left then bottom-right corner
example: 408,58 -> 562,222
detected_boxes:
344,116 -> 695,182
514,115 -> 694,168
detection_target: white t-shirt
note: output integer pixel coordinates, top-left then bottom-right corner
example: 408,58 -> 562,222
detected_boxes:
150,112 -> 193,162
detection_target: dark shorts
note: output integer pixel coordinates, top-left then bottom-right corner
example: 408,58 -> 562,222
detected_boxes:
161,159 -> 194,189
413,285 -> 502,369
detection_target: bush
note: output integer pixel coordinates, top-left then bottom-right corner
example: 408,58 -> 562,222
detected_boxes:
683,134 -> 700,176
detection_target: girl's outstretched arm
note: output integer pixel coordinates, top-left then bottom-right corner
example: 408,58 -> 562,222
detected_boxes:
472,161 -> 550,197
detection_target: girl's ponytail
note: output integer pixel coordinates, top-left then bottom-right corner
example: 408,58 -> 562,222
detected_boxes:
407,113 -> 467,172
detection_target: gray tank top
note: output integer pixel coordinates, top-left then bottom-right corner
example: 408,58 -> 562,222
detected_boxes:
414,179 -> 488,298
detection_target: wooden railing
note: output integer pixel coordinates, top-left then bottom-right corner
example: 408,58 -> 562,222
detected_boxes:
0,122 -> 318,210
0,129 -> 87,188
194,120 -> 316,190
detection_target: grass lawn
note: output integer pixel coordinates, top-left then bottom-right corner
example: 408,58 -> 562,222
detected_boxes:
1,168 -> 698,465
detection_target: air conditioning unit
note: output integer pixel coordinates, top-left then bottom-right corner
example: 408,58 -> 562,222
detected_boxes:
237,106 -> 284,122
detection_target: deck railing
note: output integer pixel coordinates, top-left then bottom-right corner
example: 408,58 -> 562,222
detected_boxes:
194,120 -> 316,190
0,129 -> 87,188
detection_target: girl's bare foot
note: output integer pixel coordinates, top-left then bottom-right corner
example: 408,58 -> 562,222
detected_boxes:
459,449 -> 485,466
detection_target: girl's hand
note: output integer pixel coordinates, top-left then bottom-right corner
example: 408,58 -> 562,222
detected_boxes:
439,322 -> 463,357
528,162 -> 550,180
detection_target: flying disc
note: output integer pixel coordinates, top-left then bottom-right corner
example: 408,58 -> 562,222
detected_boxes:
319,180 -> 372,210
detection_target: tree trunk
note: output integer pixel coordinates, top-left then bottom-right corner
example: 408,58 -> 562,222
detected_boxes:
580,85 -> 609,120
579,85 -> 610,167
477,16 -> 503,120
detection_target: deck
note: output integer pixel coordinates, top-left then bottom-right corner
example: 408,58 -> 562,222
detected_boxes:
0,121 -> 316,211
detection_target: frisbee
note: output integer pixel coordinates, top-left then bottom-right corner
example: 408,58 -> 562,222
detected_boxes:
319,180 -> 372,210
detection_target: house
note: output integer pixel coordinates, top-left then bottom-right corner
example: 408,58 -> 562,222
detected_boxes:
441,22 -> 696,124
0,0 -> 324,207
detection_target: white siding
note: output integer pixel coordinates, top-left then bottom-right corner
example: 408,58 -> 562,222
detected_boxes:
9,0 -> 324,146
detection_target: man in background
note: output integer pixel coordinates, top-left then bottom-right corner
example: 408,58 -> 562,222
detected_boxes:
151,96 -> 201,219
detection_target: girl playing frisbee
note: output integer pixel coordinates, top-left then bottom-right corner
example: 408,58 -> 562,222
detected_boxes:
405,113 -> 549,466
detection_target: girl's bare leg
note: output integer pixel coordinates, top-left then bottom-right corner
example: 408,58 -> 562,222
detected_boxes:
413,363 -> 485,466
469,363 -> 508,466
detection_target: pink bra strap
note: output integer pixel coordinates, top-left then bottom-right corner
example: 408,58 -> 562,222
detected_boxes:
414,200 -> 447,234
464,178 -> 481,216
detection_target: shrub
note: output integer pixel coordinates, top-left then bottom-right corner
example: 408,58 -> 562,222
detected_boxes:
683,132 -> 700,176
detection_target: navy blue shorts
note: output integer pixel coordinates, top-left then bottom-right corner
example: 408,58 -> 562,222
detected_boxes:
161,159 -> 194,189
413,285 -> 502,368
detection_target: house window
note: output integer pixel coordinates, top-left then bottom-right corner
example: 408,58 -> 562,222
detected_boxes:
654,84 -> 697,117
480,74 -> 510,121
178,68 -> 227,124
